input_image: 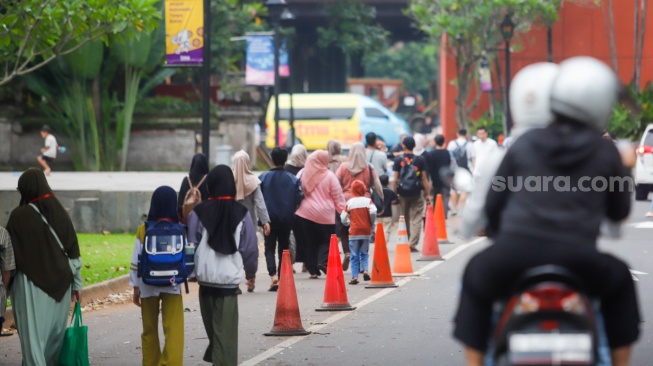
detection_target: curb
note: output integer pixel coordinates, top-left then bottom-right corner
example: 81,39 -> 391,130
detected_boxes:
3,274 -> 130,326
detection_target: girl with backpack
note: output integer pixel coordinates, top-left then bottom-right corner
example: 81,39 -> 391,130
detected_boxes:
130,186 -> 184,366
187,165 -> 259,366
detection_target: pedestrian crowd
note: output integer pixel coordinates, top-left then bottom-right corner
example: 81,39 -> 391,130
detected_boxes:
0,125 -> 507,365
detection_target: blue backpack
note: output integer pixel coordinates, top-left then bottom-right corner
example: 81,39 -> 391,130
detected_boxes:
138,220 -> 188,287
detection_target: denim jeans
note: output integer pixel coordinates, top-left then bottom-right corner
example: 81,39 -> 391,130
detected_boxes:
349,238 -> 370,279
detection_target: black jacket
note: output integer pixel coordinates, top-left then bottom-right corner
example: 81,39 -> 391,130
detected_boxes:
486,119 -> 631,246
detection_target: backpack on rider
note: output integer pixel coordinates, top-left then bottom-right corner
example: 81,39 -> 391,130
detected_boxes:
397,156 -> 423,196
452,140 -> 469,170
138,219 -> 189,292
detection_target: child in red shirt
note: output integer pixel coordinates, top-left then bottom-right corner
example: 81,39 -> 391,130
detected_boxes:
340,180 -> 377,284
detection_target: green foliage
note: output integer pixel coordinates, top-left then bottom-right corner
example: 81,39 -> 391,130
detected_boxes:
210,0 -> 266,76
0,0 -> 161,86
134,96 -> 203,115
408,0 -> 560,128
24,3 -> 175,171
77,233 -> 134,285
608,82 -> 653,140
317,0 -> 389,58
365,42 -> 438,97
470,112 -> 505,141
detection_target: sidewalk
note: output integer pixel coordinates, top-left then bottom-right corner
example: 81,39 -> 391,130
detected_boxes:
0,172 -> 188,192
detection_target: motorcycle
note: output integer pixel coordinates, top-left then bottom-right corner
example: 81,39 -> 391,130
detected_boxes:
490,265 -> 604,366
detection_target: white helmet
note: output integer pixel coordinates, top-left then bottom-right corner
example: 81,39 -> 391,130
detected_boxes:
509,62 -> 560,138
550,56 -> 620,131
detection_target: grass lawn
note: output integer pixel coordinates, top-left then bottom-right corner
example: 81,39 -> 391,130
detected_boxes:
4,233 -> 135,309
78,233 -> 135,286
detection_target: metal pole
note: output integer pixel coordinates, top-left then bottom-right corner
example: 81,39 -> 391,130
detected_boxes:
504,40 -> 512,137
288,38 -> 295,146
547,25 -> 553,62
273,21 -> 280,147
201,0 -> 211,157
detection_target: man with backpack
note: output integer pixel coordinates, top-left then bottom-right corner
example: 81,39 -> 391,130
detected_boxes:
393,136 -> 431,252
259,147 -> 303,291
447,129 -> 474,214
426,134 -> 455,216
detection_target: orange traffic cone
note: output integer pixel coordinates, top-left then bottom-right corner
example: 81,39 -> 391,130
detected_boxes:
264,250 -> 311,336
366,222 -> 398,288
392,216 -> 419,277
435,194 -> 452,244
316,234 -> 356,311
418,204 -> 443,261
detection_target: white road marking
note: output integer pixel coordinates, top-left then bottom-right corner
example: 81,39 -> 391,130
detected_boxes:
628,221 -> 653,229
630,269 -> 649,282
239,237 -> 487,366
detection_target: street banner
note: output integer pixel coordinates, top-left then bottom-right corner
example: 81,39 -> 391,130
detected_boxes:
246,35 -> 290,86
165,0 -> 203,65
479,52 -> 492,92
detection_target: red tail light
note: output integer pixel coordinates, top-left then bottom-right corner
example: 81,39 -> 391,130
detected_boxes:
637,146 -> 653,155
515,287 -> 586,314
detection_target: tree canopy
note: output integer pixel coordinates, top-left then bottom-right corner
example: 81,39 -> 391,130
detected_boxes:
366,42 -> 438,98
409,0 -> 560,128
0,0 -> 161,86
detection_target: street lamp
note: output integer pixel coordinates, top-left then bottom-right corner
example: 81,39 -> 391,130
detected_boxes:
500,13 -> 515,137
266,0 -> 294,147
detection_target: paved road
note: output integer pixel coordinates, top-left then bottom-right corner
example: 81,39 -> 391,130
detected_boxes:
2,199 -> 653,365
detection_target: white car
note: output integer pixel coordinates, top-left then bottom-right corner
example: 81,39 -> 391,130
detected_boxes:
635,123 -> 653,200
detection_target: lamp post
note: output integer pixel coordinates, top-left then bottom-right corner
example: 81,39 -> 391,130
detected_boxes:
201,0 -> 212,157
266,0 -> 293,147
500,13 -> 515,137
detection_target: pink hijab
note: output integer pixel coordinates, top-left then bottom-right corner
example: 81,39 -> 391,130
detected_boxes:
302,150 -> 330,194
233,150 -> 260,201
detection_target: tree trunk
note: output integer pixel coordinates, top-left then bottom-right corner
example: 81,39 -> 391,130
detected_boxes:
632,0 -> 647,90
603,0 -> 618,72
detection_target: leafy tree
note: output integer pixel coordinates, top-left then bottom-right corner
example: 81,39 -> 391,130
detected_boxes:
24,9 -> 172,171
608,82 -> 653,140
0,0 -> 160,86
365,42 -> 438,98
317,0 -> 389,75
210,0 -> 266,76
409,0 -> 559,128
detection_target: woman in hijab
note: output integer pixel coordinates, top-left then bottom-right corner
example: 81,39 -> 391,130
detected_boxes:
327,139 -> 346,174
294,150 -> 346,278
233,150 -> 270,292
6,168 -> 83,365
177,153 -> 210,221
187,165 -> 258,366
284,144 -> 307,176
335,142 -> 383,269
413,133 -> 427,156
130,186 -> 184,365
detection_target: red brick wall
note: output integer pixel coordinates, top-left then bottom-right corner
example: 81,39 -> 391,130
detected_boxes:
439,1 -> 653,142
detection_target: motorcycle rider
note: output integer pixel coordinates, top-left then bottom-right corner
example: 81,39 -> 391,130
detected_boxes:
459,62 -> 560,238
453,57 -> 641,366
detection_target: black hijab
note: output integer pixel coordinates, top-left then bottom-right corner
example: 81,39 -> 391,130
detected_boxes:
193,165 -> 248,254
148,186 -> 179,223
177,153 -> 210,217
6,168 -> 79,302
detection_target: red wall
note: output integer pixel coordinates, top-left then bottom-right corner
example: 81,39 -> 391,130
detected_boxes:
440,1 -> 653,142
